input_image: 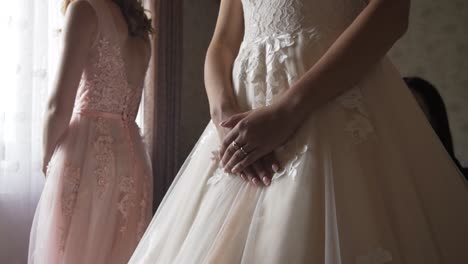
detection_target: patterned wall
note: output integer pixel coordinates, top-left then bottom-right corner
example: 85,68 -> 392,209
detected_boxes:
180,0 -> 468,166
390,0 -> 468,166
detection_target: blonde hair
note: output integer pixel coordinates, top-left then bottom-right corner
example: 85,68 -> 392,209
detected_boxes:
62,0 -> 153,38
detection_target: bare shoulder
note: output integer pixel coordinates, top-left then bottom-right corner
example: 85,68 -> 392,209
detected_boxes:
62,0 -> 98,49
67,0 -> 97,21
65,0 -> 98,34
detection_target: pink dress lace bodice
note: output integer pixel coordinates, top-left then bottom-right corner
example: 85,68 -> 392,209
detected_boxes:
73,2 -> 143,122
74,38 -> 141,121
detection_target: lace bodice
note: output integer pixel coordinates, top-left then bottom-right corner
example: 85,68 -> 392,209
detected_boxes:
231,0 -> 377,160
241,0 -> 367,42
73,0 -> 144,121
74,38 -> 141,119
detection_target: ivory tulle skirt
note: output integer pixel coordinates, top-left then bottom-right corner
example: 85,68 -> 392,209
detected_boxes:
129,29 -> 468,264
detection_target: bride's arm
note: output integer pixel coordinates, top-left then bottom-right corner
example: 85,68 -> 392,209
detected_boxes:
279,0 -> 410,125
205,0 -> 280,186
42,1 -> 97,174
204,0 -> 244,124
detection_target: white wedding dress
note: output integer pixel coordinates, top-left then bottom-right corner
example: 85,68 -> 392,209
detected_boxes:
130,0 -> 468,263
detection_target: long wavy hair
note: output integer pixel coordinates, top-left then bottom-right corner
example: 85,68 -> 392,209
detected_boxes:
404,76 -> 468,179
62,0 -> 153,38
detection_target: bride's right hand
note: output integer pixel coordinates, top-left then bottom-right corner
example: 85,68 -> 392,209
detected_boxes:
215,110 -> 279,187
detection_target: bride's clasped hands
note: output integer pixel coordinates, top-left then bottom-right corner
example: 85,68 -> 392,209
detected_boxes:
214,106 -> 280,187
218,99 -> 304,187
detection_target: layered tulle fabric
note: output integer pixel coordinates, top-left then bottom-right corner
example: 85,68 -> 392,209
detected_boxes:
130,0 -> 468,263
28,0 -> 152,263
29,116 -> 152,264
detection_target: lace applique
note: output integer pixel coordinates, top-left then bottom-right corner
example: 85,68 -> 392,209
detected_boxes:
136,179 -> 150,240
356,247 -> 392,264
237,29 -> 318,109
241,0 -> 366,42
206,150 -> 236,185
207,166 -> 233,186
206,145 -> 310,185
206,167 -> 222,185
75,36 -> 130,114
59,164 -> 81,251
117,175 -> 136,233
272,144 -> 309,181
117,138 -> 139,234
93,118 -> 114,197
117,122 -> 140,234
338,87 -> 375,144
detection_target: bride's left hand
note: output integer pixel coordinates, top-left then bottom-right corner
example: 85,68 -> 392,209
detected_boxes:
219,104 -> 301,174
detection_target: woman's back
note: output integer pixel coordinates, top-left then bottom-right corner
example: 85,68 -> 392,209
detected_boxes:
29,1 -> 153,263
74,0 -> 150,118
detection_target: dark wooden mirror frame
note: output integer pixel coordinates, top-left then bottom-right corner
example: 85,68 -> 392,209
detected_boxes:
146,0 -> 184,211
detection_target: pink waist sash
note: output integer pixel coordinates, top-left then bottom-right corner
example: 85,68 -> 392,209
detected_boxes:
73,109 -> 136,123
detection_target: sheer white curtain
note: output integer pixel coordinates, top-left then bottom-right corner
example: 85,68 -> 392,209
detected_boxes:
0,1 -> 62,263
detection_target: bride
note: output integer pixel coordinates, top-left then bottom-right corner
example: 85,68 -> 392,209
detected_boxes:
131,0 -> 468,263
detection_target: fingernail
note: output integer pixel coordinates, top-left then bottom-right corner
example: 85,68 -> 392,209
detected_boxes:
263,177 -> 271,186
232,166 -> 239,174
219,121 -> 226,126
253,178 -> 261,186
240,173 -> 246,181
272,164 -> 280,172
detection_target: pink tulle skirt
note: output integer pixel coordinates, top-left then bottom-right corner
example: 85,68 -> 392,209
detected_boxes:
29,113 -> 153,264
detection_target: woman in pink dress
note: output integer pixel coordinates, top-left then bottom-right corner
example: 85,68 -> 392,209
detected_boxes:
28,0 -> 153,263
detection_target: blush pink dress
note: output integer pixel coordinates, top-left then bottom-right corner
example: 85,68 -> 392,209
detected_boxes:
28,1 -> 152,263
